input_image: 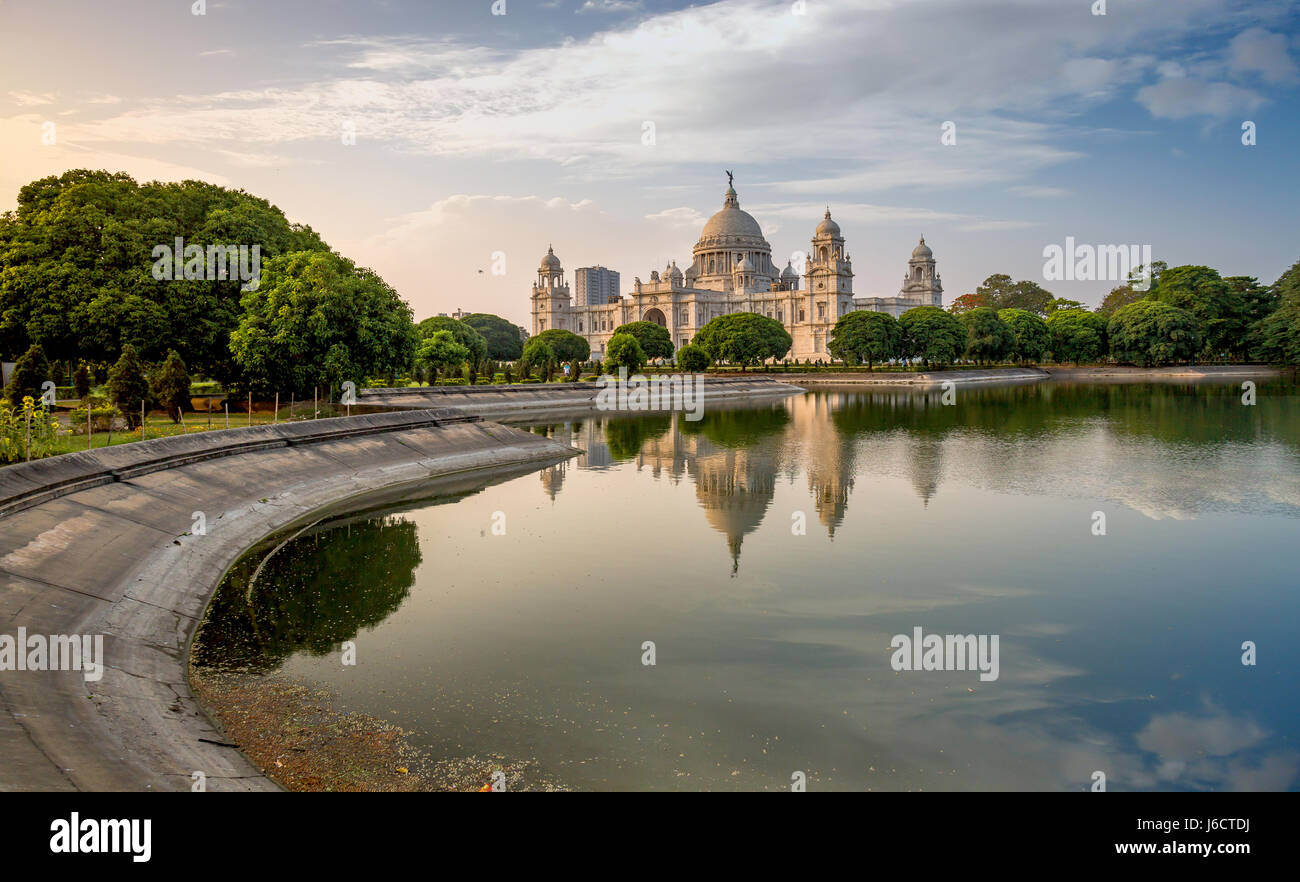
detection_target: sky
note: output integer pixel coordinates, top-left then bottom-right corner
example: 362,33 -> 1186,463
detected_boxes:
1,0 -> 1297,326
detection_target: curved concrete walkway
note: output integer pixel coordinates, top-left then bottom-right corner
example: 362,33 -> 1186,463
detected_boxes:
0,410 -> 575,791
360,376 -> 803,417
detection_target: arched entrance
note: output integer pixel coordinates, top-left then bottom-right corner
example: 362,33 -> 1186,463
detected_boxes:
643,308 -> 667,327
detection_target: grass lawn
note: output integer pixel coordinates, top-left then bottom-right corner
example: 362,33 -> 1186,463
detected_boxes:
47,404 -> 354,457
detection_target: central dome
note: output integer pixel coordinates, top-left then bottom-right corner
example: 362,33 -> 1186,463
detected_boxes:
697,186 -> 767,243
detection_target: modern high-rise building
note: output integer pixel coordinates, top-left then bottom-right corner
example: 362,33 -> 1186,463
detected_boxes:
574,265 -> 621,308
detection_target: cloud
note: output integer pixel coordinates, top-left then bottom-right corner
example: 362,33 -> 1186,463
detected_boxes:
1136,77 -> 1265,120
1226,27 -> 1299,84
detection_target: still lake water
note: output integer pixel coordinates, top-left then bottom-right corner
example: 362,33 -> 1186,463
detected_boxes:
194,381 -> 1300,791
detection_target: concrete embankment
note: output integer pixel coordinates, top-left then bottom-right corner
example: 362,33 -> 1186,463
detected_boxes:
0,409 -> 576,791
772,364 -> 1284,387
773,368 -> 1049,387
360,375 -> 802,418
1041,364 -> 1283,382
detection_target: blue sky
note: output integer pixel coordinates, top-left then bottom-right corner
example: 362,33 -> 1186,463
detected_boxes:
1,0 -> 1297,324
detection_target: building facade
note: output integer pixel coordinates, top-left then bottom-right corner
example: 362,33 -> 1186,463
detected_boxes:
531,181 -> 942,360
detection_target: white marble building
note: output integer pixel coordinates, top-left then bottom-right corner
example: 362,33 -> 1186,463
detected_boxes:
530,180 -> 942,361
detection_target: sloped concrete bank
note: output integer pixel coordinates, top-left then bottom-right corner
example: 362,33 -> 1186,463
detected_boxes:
0,410 -> 576,791
360,375 -> 802,418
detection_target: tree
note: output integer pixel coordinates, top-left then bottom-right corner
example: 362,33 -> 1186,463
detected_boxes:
1046,309 -> 1108,364
693,313 -> 792,366
998,309 -> 1050,364
1107,300 -> 1201,367
1097,284 -> 1143,317
960,307 -> 1014,363
416,331 -> 470,384
1045,297 -> 1085,315
605,332 -> 646,373
828,310 -> 900,369
417,316 -> 487,369
1148,265 -> 1244,359
973,274 -> 1053,315
675,343 -> 711,372
1254,259 -> 1300,367
0,170 -> 329,379
532,328 -> 590,364
460,313 -> 525,360
230,251 -> 419,396
107,343 -> 151,428
73,361 -> 91,399
150,349 -> 191,422
4,343 -> 50,404
519,338 -> 556,380
947,292 -> 989,315
612,321 -> 674,360
898,307 -> 964,368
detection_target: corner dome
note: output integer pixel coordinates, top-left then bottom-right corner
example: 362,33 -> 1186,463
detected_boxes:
912,236 -> 932,259
539,245 -> 562,271
816,208 -> 841,238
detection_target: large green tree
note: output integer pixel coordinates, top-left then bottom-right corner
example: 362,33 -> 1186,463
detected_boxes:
1254,259 -> 1300,367
460,313 -> 525,360
960,307 -> 1014,363
230,251 -> 418,396
1148,265 -> 1245,359
998,309 -> 1050,364
828,310 -> 900,369
693,313 -> 791,366
416,330 -> 470,383
604,332 -> 646,373
417,316 -> 487,367
1108,300 -> 1201,367
612,320 -> 674,360
0,170 -> 327,378
531,328 -> 590,364
519,337 -> 556,380
898,306 -> 964,368
1046,308 -> 1108,364
974,274 -> 1054,315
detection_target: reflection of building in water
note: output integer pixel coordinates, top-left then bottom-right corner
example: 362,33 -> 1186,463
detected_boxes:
540,459 -> 567,499
537,394 -> 954,567
906,436 -> 943,507
798,392 -> 856,536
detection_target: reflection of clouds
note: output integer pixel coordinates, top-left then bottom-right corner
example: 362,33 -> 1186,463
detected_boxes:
1135,701 -> 1298,791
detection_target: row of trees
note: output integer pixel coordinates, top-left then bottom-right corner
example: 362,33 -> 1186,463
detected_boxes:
0,170 -> 533,398
946,261 -> 1298,366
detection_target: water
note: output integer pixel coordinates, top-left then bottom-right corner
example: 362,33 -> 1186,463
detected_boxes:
193,381 -> 1300,791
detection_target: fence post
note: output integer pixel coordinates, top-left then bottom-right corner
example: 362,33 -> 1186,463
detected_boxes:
248,391 -> 252,427
87,406 -> 92,451
141,400 -> 146,441
274,392 -> 279,424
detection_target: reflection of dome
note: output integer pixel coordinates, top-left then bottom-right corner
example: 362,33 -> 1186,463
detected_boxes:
539,245 -> 561,271
696,449 -> 778,575
816,208 -> 840,238
912,236 -> 932,259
